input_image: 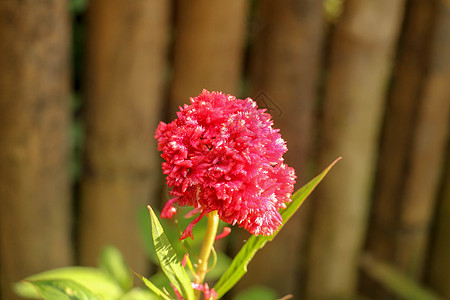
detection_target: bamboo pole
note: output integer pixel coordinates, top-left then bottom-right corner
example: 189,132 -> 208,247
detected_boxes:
395,0 -> 450,278
365,1 -> 450,298
0,1 -> 73,298
427,142 -> 450,298
236,0 -> 325,296
306,1 -> 405,298
169,0 -> 248,113
363,1 -> 436,297
79,0 -> 169,274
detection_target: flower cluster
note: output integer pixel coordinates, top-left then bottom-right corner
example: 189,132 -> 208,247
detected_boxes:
155,90 -> 296,239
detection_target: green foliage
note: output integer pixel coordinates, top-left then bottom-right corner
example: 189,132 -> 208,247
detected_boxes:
213,158 -> 341,298
119,288 -> 160,300
22,279 -> 99,300
361,255 -> 442,300
137,204 -> 232,286
148,206 -> 195,300
69,0 -> 88,14
233,285 -> 279,300
14,247 -> 153,300
134,272 -> 171,300
324,0 -> 345,22
99,246 -> 133,292
14,267 -> 122,299
15,157 -> 339,300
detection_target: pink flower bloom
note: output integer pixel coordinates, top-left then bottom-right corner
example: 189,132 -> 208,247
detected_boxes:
155,90 -> 296,239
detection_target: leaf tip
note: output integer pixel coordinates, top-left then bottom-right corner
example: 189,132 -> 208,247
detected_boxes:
325,157 -> 342,171
147,205 -> 156,217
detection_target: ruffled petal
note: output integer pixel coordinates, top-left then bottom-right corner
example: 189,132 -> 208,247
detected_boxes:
215,227 -> 231,241
161,198 -> 178,219
179,211 -> 205,240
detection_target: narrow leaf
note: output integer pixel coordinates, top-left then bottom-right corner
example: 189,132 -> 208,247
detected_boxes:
26,279 -> 99,300
148,206 -> 195,300
214,158 -> 341,298
134,272 -> 171,300
361,254 -> 441,300
99,245 -> 133,291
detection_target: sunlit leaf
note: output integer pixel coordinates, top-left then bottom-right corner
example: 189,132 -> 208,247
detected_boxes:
24,279 -> 99,300
214,158 -> 341,298
14,267 -> 122,299
148,206 -> 195,300
119,287 -> 160,300
134,272 -> 171,300
99,246 -> 133,291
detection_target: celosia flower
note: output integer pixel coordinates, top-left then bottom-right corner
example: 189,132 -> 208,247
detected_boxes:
155,90 -> 296,239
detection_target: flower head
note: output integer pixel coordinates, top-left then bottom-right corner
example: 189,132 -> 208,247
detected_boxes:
155,90 -> 296,238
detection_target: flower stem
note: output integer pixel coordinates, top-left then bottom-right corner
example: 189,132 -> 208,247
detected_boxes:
195,211 -> 219,296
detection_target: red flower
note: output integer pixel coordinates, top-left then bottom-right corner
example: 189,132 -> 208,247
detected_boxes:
155,90 -> 296,239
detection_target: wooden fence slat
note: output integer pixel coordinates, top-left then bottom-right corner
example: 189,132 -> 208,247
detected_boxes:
0,1 -> 73,299
306,1 -> 405,298
78,0 -> 169,274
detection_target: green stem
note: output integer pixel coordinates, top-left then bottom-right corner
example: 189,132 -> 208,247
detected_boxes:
195,211 -> 219,298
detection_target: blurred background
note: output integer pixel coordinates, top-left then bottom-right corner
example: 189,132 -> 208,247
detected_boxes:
0,0 -> 449,299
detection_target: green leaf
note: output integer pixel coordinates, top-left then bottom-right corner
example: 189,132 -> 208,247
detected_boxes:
69,0 -> 88,13
133,272 -> 171,300
25,279 -> 99,300
148,272 -> 171,291
14,267 -> 123,299
99,246 -> 133,291
119,287 -> 160,300
361,255 -> 441,300
148,206 -> 195,300
214,158 -> 341,298
233,286 -> 279,300
137,206 -> 160,264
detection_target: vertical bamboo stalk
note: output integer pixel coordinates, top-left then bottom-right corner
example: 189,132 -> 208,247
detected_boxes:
307,1 -> 405,298
365,1 -> 450,297
363,1 -> 436,297
170,0 -> 248,112
427,143 -> 450,298
0,1 -> 72,299
79,0 -> 169,274
395,0 -> 450,278
366,0 -> 435,268
236,0 -> 325,296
